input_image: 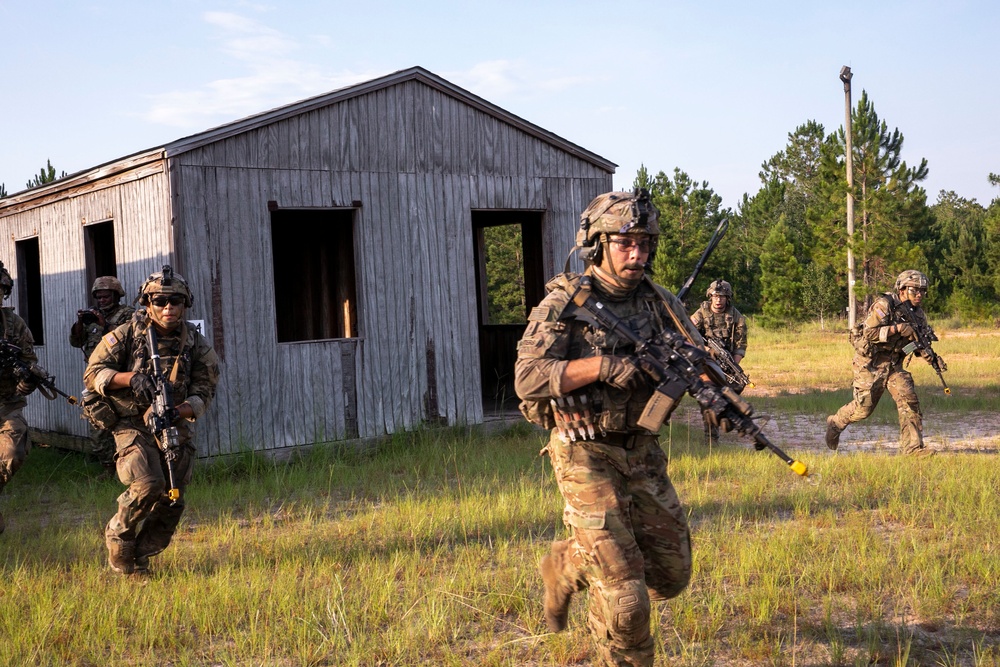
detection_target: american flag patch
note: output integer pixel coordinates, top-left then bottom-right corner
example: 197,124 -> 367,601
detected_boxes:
102,332 -> 119,348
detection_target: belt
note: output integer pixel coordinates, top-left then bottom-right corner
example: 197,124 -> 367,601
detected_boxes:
598,431 -> 658,449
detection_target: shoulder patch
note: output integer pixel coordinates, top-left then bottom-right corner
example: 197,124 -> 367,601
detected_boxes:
528,306 -> 553,322
102,332 -> 120,348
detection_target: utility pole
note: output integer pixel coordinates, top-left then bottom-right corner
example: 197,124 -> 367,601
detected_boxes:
840,65 -> 857,329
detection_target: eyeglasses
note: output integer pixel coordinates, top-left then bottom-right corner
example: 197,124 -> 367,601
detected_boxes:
150,295 -> 186,307
906,287 -> 927,296
609,237 -> 653,253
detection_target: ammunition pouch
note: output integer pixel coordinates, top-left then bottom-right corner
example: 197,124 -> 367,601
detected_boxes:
551,392 -> 602,442
82,391 -> 119,431
519,399 -> 555,430
849,323 -> 871,357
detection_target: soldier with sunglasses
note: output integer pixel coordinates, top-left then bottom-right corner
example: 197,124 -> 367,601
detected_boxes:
84,265 -> 219,574
826,270 -> 941,456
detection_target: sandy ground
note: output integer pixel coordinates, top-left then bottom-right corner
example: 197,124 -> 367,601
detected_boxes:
666,402 -> 1000,454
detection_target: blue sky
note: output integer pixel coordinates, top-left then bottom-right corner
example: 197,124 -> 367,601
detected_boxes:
2,1 -> 997,209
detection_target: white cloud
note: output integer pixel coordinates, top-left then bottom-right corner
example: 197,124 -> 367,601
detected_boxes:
143,13 -> 380,129
447,60 -> 593,100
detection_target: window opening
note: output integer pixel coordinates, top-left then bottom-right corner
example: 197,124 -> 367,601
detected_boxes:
15,237 -> 44,344
271,208 -> 358,342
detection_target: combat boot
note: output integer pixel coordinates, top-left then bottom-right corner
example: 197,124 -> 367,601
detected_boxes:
106,535 -> 136,575
539,542 -> 574,633
825,416 -> 843,451
907,446 -> 936,458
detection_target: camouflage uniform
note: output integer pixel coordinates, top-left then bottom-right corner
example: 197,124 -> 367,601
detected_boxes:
689,281 -> 748,442
0,307 -> 38,533
828,290 -> 934,453
689,302 -> 747,362
71,290 -> 136,468
70,303 -> 136,361
516,265 -> 693,666
85,294 -> 219,570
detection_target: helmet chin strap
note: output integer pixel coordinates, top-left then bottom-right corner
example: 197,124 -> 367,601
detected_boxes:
590,236 -> 642,297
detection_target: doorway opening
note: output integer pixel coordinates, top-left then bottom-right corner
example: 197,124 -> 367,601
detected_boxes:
471,210 -> 545,416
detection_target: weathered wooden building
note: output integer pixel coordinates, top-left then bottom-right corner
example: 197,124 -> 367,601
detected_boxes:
0,66 -> 615,456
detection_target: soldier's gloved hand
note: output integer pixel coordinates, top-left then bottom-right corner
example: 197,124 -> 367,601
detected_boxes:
895,323 -> 915,339
15,377 -> 37,396
143,405 -> 179,432
935,356 -> 948,372
129,373 -> 157,404
599,355 -> 643,391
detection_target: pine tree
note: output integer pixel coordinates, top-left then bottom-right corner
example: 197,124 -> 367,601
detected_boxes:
759,217 -> 804,327
26,159 -> 68,189
810,91 -> 930,313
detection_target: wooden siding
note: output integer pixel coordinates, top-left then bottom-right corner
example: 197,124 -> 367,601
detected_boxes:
0,169 -> 175,442
171,80 -> 610,454
0,72 -> 611,456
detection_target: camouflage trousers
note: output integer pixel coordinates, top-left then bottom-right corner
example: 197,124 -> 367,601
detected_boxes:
106,418 -> 195,561
545,430 -> 692,667
0,402 -> 29,491
831,357 -> 924,453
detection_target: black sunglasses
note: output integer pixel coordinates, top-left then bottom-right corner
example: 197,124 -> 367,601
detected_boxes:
150,295 -> 186,307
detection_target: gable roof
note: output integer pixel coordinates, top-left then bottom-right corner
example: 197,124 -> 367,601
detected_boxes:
1,66 -> 615,210
163,66 -> 616,171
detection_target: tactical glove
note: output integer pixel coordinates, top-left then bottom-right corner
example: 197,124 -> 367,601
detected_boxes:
599,355 -> 643,391
895,323 -> 915,339
934,356 -> 947,372
143,405 -> 179,433
129,373 -> 157,405
15,378 -> 37,396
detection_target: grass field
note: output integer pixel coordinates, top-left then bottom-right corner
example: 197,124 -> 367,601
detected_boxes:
1,324 -> 998,666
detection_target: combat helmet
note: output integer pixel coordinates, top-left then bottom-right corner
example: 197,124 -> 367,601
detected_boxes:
707,279 -> 733,298
575,188 -> 660,267
894,270 -> 928,292
0,261 -> 12,300
92,276 -> 125,300
138,265 -> 193,307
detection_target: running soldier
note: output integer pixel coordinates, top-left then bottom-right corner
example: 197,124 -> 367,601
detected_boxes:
826,270 -> 941,456
0,261 -> 40,534
689,279 -> 748,443
84,266 -> 219,573
71,276 -> 135,471
515,189 -> 695,667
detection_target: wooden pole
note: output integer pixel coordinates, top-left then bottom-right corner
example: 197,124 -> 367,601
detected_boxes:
840,66 -> 857,329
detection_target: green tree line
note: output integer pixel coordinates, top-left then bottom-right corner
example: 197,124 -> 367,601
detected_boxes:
637,90 -> 1000,326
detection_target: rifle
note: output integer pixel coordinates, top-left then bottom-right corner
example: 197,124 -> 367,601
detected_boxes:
146,325 -> 183,504
676,217 -> 728,303
0,340 -> 78,404
704,337 -> 754,391
896,300 -> 951,396
568,277 -> 809,477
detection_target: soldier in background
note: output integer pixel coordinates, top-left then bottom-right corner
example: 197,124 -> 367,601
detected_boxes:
0,261 -> 40,534
84,267 -> 219,574
71,276 -> 135,472
515,190 -> 693,667
689,279 -> 748,444
826,270 -> 940,457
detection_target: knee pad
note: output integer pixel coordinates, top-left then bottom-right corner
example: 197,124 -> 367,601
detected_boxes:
602,579 -> 650,646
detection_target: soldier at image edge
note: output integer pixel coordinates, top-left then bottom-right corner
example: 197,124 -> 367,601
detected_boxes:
84,265 -> 219,574
514,189 -> 695,667
689,279 -> 748,444
826,269 -> 941,457
0,261 -> 41,534
71,276 -> 136,472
